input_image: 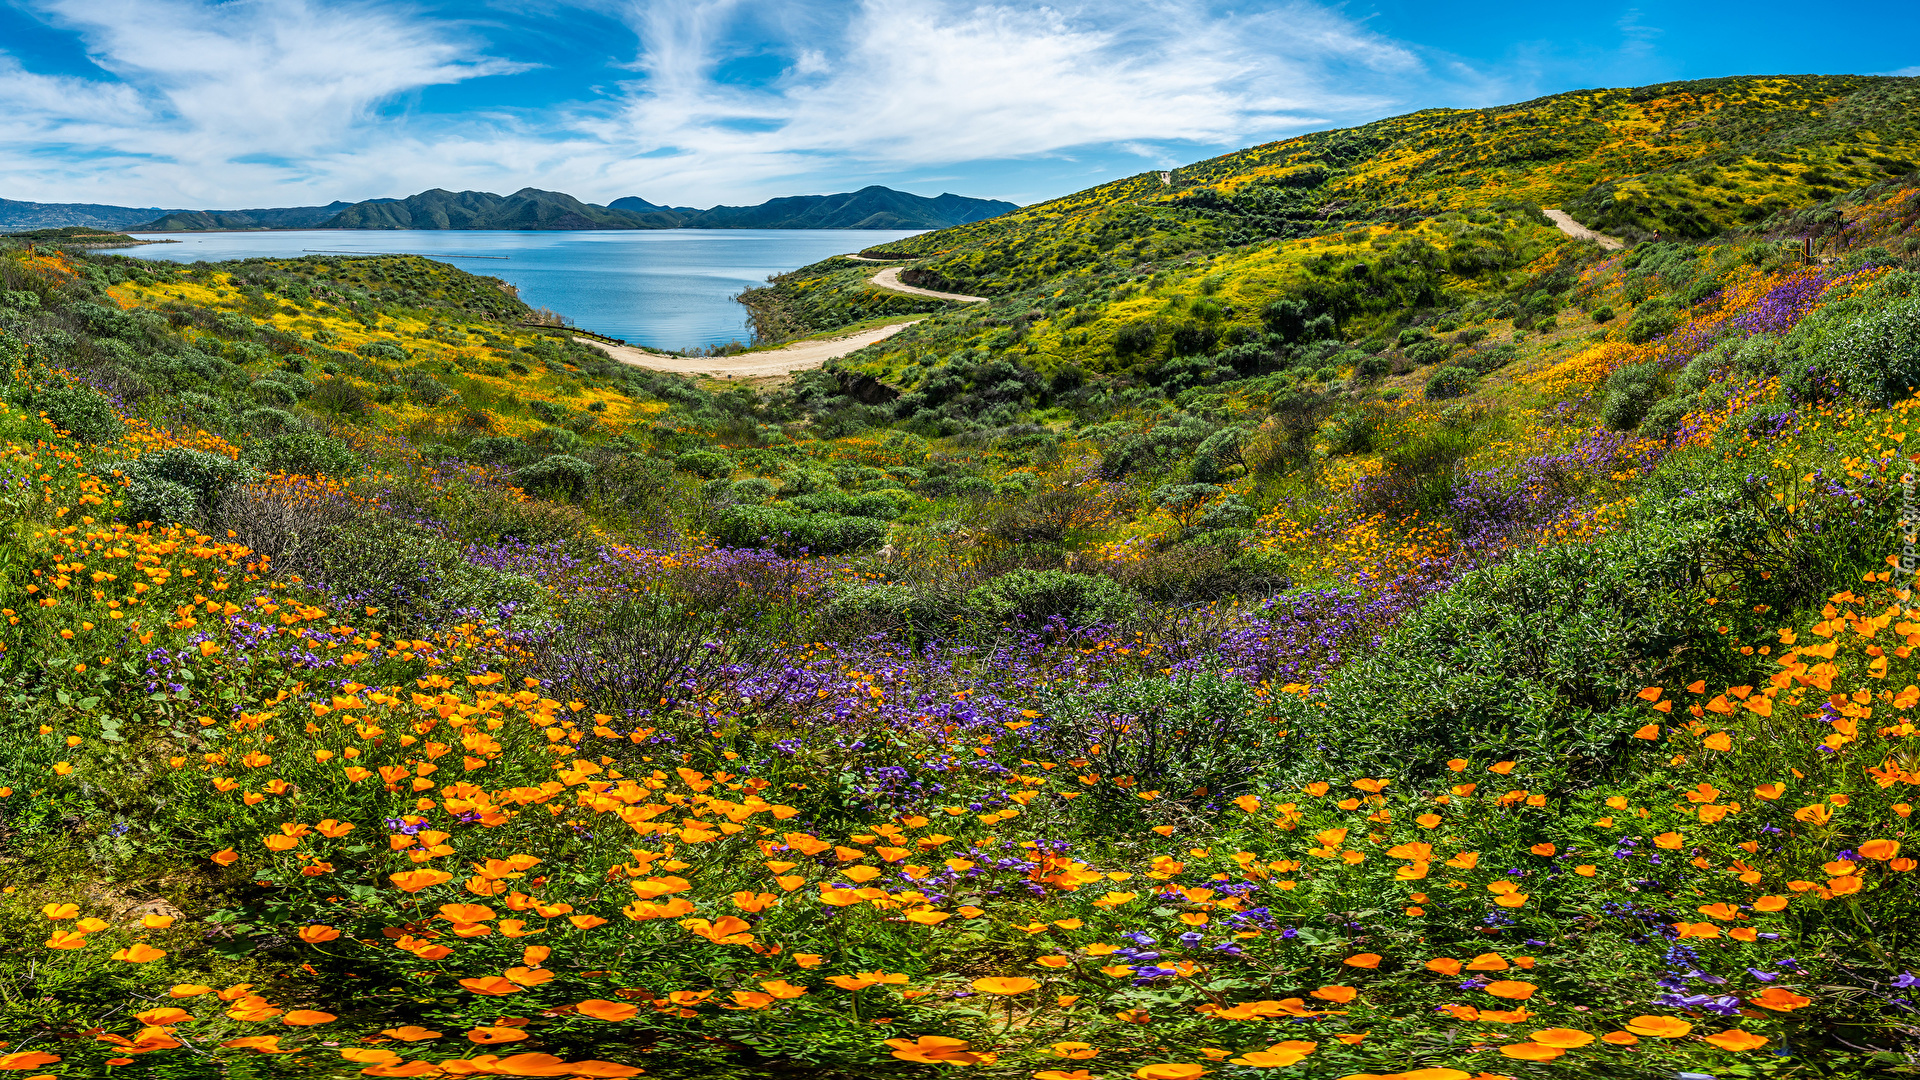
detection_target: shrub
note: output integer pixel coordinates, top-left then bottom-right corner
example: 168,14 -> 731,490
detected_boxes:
239,407 -> 299,435
966,569 -> 1133,627
820,581 -> 955,643
1621,300 -> 1679,344
1639,392 -> 1696,437
108,447 -> 253,528
357,341 -> 408,362
1034,672 -> 1278,830
1816,297 -> 1920,403
244,431 -> 360,477
515,454 -> 593,499
1290,485 -> 1887,779
467,436 -> 534,466
309,377 -> 367,416
676,449 -> 733,479
305,520 -> 543,632
32,383 -> 124,443
1423,365 -> 1478,400
250,379 -> 297,406
709,505 -> 887,555
1600,361 -> 1663,430
1405,338 -> 1452,366
729,477 -> 777,504
785,491 -> 899,520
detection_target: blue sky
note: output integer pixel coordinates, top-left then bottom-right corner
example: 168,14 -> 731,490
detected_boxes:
1,1 -> 1916,211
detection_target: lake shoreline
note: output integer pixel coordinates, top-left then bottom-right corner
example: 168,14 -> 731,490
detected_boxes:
122,227 -> 921,351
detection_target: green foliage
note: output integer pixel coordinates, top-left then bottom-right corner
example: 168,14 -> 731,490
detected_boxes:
243,430 -> 360,477
675,449 -> 734,479
1600,360 -> 1664,430
1423,364 -> 1478,400
516,453 -> 594,500
709,505 -> 887,555
1815,295 -> 1920,402
20,383 -> 124,443
107,448 -> 253,528
965,568 -> 1134,627
307,519 -> 543,631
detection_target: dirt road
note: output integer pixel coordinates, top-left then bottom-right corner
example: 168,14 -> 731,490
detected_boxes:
1544,208 -> 1626,250
576,321 -> 920,378
868,265 -> 986,302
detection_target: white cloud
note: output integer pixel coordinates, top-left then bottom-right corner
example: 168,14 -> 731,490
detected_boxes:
0,0 -> 1499,208
585,0 -> 1436,201
0,0 -> 521,204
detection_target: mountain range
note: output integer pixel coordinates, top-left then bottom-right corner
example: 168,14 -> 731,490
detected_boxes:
0,185 -> 1017,233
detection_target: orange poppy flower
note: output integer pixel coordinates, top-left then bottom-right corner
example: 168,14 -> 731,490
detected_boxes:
1310,985 -> 1357,1003
1499,1043 -> 1563,1061
971,976 -> 1038,995
1484,981 -> 1535,1000
1703,1029 -> 1770,1051
576,999 -> 639,1022
1529,1028 -> 1595,1048
1342,953 -> 1381,968
458,976 -> 522,996
281,1010 -> 336,1026
1134,1066 -> 1207,1080
1425,958 -> 1463,975
1750,987 -> 1812,1012
298,925 -> 340,944
468,1027 -> 530,1044
1625,1016 -> 1693,1038
1859,839 -> 1901,861
1600,1031 -> 1639,1045
390,870 -> 454,893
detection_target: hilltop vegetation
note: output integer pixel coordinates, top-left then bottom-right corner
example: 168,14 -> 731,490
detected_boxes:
5,73 -> 1920,1080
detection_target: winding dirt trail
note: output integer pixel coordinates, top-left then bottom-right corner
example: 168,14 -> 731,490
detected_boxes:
867,265 -> 987,302
1544,208 -> 1626,250
576,320 -> 920,378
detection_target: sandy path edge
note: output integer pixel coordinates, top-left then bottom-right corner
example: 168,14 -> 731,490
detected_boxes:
576,320 -> 921,378
1544,208 -> 1626,251
868,265 -> 986,302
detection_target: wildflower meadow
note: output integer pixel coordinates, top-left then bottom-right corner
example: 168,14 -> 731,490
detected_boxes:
6,75 -> 1920,1080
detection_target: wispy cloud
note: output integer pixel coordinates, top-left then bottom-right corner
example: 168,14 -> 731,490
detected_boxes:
0,0 -> 1492,208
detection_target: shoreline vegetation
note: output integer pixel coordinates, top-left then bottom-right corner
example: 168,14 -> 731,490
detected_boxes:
4,73 -> 1920,1079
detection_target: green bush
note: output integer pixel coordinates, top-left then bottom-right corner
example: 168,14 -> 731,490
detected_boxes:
1621,300 -> 1679,344
107,448 -> 253,528
1591,305 -> 1615,323
676,449 -> 733,479
1639,392 -> 1696,437
307,521 -> 543,631
966,568 -> 1133,627
515,454 -> 593,499
785,491 -> 899,520
710,505 -> 887,555
1292,484 -> 1887,780
820,581 -> 955,643
31,383 -> 124,443
1035,672 -> 1277,830
1600,360 -> 1663,430
1423,365 -> 1478,400
1816,297 -> 1920,403
244,431 -> 360,477
357,341 -> 408,363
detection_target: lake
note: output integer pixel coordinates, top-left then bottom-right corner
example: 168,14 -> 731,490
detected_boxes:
122,228 -> 922,351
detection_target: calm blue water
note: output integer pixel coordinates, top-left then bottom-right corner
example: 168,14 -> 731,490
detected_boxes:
123,228 -> 922,351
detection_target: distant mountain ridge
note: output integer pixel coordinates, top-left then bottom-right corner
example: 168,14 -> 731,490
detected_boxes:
3,185 -> 1017,233
0,197 -> 173,231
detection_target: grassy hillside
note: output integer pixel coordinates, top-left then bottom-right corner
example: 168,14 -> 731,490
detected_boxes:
4,73 -> 1920,1079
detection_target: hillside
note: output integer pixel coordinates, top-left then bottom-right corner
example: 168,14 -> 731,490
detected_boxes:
0,196 -> 172,231
4,71 -> 1920,1079
128,186 -> 1019,232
